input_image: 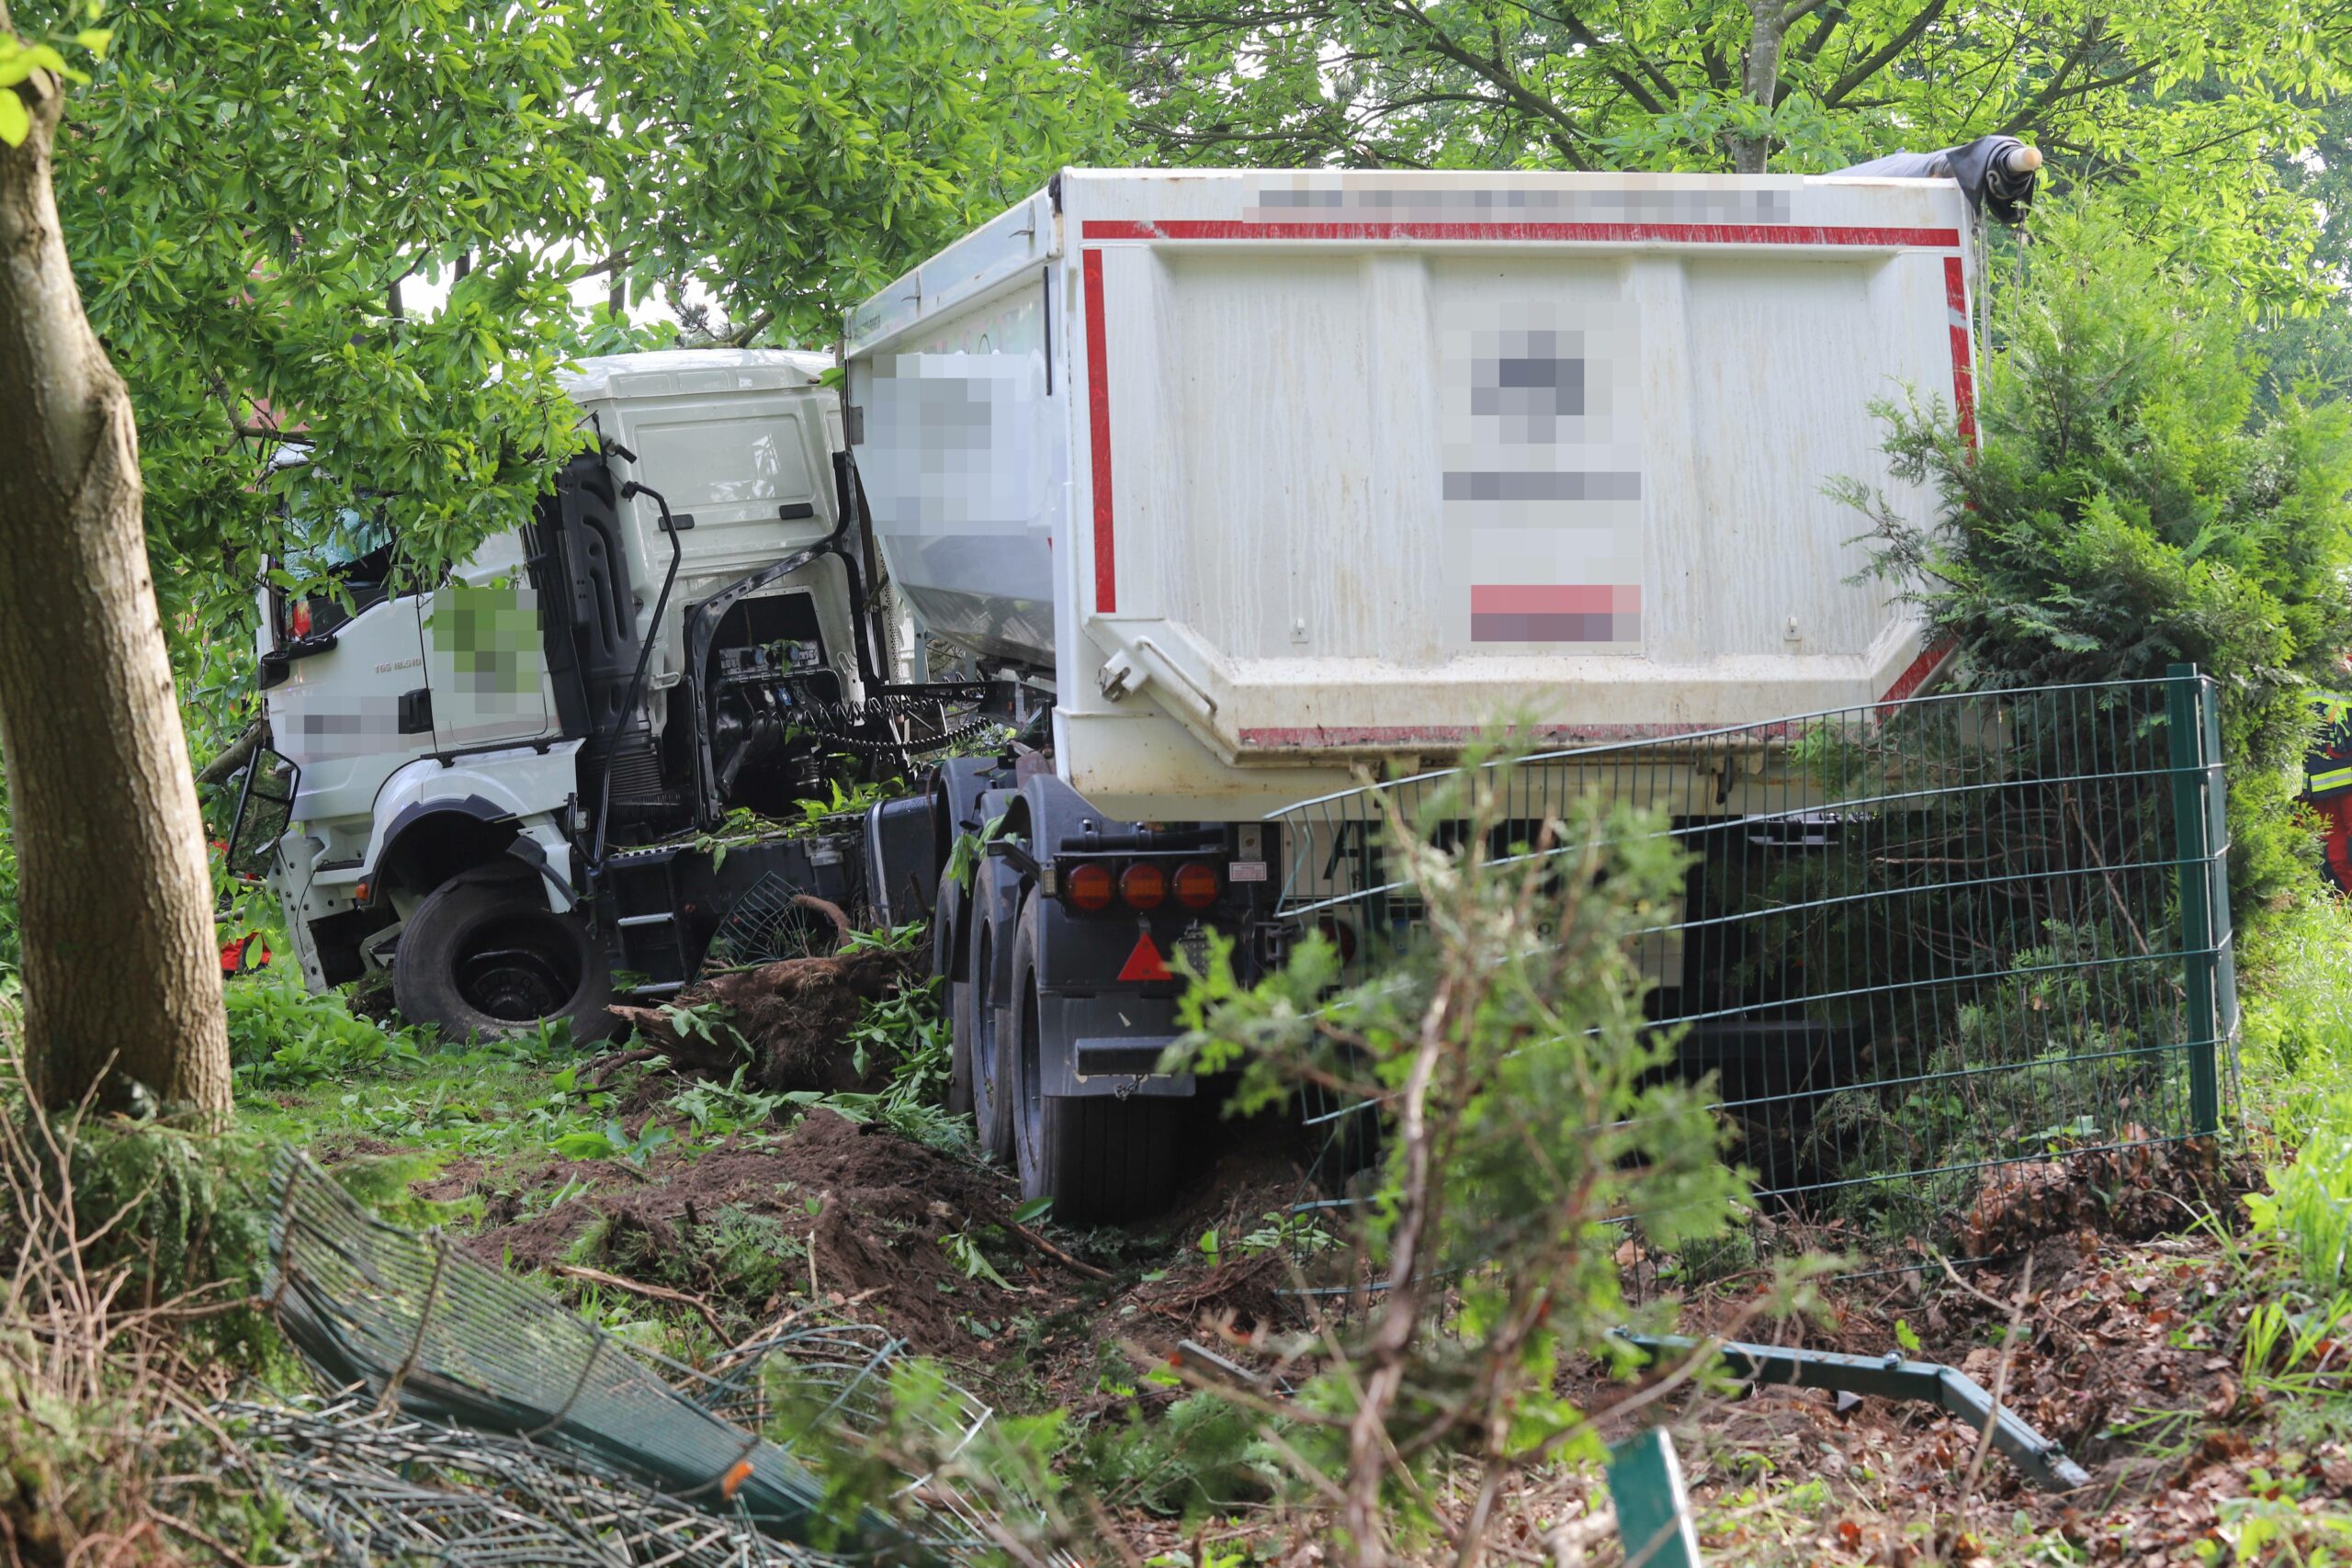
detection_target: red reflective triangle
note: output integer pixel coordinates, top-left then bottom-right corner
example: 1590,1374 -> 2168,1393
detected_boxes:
1118,931 -> 1173,982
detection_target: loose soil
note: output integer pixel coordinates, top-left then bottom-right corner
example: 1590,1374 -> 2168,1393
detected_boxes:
384,1064 -> 2310,1563
603,898 -> 920,1095
450,1109 -> 1041,1356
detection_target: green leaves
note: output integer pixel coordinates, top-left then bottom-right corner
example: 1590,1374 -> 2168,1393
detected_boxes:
945,811 -> 1007,890
1079,0 -> 2345,310
18,0 -> 1118,688
0,14 -> 115,147
1845,196 -> 2352,922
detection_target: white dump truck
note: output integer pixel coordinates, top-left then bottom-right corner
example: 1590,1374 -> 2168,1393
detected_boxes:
847,159 -> 2023,1217
235,148 -> 2030,1221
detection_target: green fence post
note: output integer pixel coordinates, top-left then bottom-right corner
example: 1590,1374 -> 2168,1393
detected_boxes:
2200,670 -> 2239,1077
1608,1427 -> 1704,1568
2165,663 -> 2222,1136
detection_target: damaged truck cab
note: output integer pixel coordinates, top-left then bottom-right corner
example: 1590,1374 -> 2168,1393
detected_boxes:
252,349 -> 885,1043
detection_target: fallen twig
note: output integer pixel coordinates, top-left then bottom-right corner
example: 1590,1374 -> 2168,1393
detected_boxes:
548,1262 -> 729,1342
1012,1221 -> 1113,1280
583,1046 -> 669,1087
707,1286 -> 885,1371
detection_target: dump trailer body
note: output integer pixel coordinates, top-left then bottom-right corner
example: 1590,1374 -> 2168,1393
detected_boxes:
847,169 -> 1975,818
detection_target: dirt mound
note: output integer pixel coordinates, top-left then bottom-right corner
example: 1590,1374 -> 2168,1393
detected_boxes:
1126,1249 -> 1288,1337
454,1110 -> 1061,1358
1958,1133 -> 2256,1258
604,899 -> 920,1095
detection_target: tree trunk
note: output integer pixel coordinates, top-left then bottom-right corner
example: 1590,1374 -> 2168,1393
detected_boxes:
0,29 -> 232,1118
1731,0 -> 1789,173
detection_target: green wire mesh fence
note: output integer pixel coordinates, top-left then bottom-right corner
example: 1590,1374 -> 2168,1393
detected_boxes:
1266,668 -> 2236,1280
260,1153 -> 1071,1565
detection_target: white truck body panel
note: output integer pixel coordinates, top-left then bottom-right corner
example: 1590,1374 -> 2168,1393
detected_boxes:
560,349 -> 858,697
848,170 -> 1974,818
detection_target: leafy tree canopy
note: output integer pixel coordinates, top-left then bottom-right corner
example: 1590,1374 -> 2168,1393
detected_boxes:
20,0 -> 1121,720
1080,0 -> 2347,307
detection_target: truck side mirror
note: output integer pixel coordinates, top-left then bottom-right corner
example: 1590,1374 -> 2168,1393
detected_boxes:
224,746 -> 300,882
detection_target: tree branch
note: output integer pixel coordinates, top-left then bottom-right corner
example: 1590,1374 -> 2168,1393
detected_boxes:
1987,16 -> 2109,133
1999,57 -> 2154,138
1533,6 -> 1675,117
1790,3 -> 1845,67
568,248 -> 632,282
1822,0 -> 1948,107
1387,0 -> 1597,168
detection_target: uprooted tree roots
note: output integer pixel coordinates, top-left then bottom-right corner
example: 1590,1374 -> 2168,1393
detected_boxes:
602,897 -> 922,1095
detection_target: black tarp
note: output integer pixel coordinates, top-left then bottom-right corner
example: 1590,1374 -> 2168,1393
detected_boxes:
1835,134 -> 2039,224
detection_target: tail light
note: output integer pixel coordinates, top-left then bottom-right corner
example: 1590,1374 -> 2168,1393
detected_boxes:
1118,862 -> 1167,910
1066,863 -> 1114,912
1172,861 -> 1219,911
1315,917 -> 1359,964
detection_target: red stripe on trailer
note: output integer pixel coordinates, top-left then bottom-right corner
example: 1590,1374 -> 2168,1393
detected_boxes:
1470,583 -> 1639,615
1082,220 -> 1962,248
1944,257 -> 1977,450
1878,635 -> 1957,713
1082,248 -> 1118,614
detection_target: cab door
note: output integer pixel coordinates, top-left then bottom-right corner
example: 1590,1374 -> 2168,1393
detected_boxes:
421,528 -> 555,753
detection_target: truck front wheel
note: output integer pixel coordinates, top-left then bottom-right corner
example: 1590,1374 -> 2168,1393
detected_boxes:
392,874 -> 616,1044
1007,899 -> 1178,1222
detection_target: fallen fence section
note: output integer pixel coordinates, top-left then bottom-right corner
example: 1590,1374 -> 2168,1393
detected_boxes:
1612,1332 -> 2092,1494
1605,1427 -> 1707,1568
260,1151 -> 1063,1567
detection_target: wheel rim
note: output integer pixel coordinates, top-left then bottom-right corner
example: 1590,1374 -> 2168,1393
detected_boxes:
451,911 -> 583,1022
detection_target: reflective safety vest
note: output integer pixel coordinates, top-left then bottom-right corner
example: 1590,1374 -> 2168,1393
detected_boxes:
2307,691 -> 2352,801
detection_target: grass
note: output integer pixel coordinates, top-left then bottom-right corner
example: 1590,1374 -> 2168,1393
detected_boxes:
21,874 -> 2352,1563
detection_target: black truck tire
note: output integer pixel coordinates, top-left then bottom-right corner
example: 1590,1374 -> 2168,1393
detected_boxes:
968,914 -> 1017,1161
392,874 -> 616,1045
1007,897 -> 1179,1222
967,858 -> 1022,1162
934,870 -> 972,1117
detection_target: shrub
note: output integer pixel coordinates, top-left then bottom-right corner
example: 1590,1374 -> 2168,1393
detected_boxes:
2249,1091 -> 2352,1293
224,968 -> 424,1089
1844,197 -> 2352,931
1170,759 -> 1779,1562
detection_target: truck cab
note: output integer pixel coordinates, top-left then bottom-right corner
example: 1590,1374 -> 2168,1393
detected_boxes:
252,349 -> 868,1041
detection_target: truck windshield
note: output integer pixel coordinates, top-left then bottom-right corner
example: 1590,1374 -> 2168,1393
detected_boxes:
272,498 -> 401,647
282,506 -> 396,592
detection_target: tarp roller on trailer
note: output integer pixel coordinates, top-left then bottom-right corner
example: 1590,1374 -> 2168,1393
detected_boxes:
845,170 -> 1976,818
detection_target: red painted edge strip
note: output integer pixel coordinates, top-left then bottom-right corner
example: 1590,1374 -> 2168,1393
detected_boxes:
1943,257 -> 1978,451
1238,721 -> 1798,746
1081,248 -> 1116,614
1082,220 -> 1962,248
1879,634 -> 1958,710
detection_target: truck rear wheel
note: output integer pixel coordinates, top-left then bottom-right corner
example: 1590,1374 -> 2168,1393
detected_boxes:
392,874 -> 616,1044
1007,899 -> 1178,1222
933,871 -> 971,1117
965,858 -> 1023,1162
968,913 -> 1017,1161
